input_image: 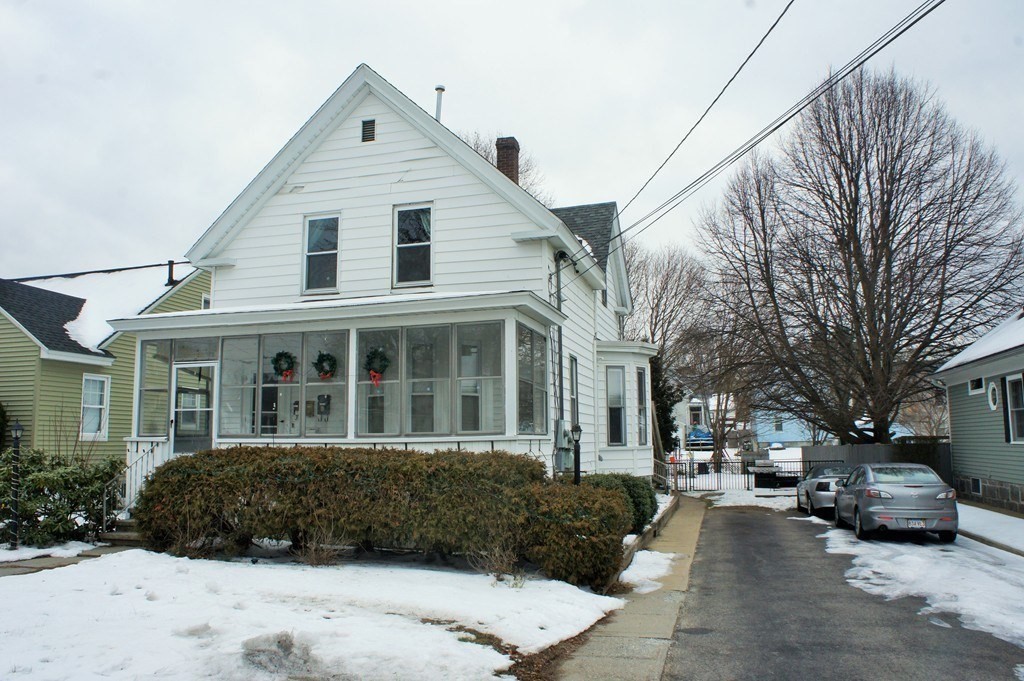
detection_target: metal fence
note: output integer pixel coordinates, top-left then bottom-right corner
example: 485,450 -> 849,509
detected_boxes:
666,458 -> 845,493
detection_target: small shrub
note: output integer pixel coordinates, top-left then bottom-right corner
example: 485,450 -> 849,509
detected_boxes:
0,448 -> 122,546
583,473 -> 657,533
526,482 -> 631,589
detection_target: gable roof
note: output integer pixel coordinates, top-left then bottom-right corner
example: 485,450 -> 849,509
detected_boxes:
23,262 -> 198,352
935,308 -> 1024,375
551,202 -> 617,271
0,278 -> 108,359
184,63 -> 603,287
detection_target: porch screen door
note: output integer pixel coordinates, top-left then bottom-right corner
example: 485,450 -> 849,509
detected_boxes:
172,364 -> 215,454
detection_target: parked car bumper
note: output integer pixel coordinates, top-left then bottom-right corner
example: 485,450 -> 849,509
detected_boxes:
859,505 -> 958,533
809,489 -> 837,509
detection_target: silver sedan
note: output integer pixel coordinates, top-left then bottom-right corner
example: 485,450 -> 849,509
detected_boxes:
834,463 -> 958,542
796,464 -> 853,515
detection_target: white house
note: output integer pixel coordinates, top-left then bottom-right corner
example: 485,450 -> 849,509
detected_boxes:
110,64 -> 656,500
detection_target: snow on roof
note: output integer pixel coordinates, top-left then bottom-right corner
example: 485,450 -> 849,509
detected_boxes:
936,308 -> 1024,373
28,265 -> 195,351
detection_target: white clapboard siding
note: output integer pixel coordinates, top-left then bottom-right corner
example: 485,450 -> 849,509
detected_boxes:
214,93 -> 545,306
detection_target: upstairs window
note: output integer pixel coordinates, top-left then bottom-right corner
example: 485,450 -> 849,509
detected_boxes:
395,205 -> 431,286
304,215 -> 339,293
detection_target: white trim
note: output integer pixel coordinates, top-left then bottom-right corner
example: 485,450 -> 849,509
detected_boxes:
392,203 -> 433,288
968,377 -> 986,395
80,373 -> 111,441
988,381 -> 1001,411
40,348 -> 114,366
301,213 -> 341,295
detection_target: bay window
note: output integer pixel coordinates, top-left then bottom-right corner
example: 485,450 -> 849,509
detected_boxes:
637,367 -> 648,446
517,323 -> 547,435
607,366 -> 626,446
458,323 -> 504,433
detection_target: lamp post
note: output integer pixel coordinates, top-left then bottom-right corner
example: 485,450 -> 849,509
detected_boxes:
9,420 -> 23,550
570,423 -> 583,485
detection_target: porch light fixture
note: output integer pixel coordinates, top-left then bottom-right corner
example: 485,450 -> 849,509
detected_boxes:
570,423 -> 583,485
9,420 -> 24,550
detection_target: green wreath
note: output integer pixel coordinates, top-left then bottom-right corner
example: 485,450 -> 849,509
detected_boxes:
272,350 -> 297,380
312,351 -> 338,380
362,347 -> 391,375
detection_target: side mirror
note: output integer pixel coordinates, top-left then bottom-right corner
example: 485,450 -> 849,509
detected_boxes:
835,480 -> 846,488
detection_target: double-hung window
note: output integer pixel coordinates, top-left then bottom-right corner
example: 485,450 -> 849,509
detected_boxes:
607,366 -> 626,446
81,374 -> 110,441
1008,375 -> 1024,443
304,215 -> 339,293
637,368 -> 648,446
395,205 -> 431,286
569,356 -> 579,427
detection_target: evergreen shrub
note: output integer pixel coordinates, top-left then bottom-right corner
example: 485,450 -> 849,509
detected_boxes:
582,473 -> 658,533
0,448 -> 121,546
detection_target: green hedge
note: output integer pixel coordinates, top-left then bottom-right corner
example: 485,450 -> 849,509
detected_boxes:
0,448 -> 121,546
582,473 -> 657,534
134,446 -> 631,587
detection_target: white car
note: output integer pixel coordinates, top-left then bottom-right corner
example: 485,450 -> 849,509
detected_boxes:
796,464 -> 853,515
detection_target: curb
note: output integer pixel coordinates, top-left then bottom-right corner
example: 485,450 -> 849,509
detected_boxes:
606,493 -> 681,593
957,530 -> 1024,559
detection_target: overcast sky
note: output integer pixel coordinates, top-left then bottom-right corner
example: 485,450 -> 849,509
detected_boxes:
2,0 -> 1022,279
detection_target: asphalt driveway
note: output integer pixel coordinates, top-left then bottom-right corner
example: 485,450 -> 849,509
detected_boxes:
662,506 -> 1024,680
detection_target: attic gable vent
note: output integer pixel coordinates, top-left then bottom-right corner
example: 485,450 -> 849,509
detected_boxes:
361,119 -> 376,142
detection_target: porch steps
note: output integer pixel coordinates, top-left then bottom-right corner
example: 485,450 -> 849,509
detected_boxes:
98,518 -> 147,547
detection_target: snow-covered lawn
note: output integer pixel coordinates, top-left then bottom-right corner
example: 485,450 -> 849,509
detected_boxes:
619,550 -> 677,594
0,549 -> 623,680
0,541 -> 96,563
818,527 -> 1024,649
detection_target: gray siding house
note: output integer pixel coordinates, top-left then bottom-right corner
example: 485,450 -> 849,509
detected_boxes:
932,309 -> 1024,512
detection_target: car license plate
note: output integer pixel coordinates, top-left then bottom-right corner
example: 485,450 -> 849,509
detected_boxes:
907,519 -> 926,529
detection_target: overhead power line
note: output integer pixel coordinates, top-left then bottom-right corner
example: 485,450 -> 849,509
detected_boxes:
563,0 -> 946,290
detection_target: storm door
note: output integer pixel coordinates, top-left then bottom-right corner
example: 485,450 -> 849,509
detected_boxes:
171,364 -> 216,454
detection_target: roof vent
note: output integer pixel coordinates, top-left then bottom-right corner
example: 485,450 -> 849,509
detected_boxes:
434,85 -> 445,121
361,119 -> 376,142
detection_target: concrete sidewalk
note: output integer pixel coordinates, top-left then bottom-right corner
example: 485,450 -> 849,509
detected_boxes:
0,545 -> 132,577
557,495 -> 706,681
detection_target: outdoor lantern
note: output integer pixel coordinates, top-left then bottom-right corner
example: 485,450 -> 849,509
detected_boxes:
570,423 -> 583,485
11,420 -> 24,442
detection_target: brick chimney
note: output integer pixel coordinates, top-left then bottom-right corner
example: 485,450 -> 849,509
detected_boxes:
496,136 -> 520,185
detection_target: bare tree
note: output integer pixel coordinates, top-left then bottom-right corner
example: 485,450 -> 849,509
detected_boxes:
898,389 -> 949,437
460,131 -> 555,207
701,69 -> 1024,444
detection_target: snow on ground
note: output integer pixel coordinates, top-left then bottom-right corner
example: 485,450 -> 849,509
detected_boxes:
821,528 -> 1024,648
0,549 -> 622,680
684,487 -> 797,512
0,541 -> 96,563
620,551 -> 677,594
958,504 -> 1024,553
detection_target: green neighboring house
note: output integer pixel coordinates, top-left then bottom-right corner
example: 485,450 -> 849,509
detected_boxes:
0,262 -> 210,460
932,308 -> 1024,513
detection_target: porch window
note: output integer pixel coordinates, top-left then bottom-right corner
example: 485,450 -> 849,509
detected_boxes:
219,337 -> 258,437
260,334 -> 302,436
357,328 -> 401,436
304,215 -> 339,292
138,340 -> 171,437
637,367 -> 648,446
457,322 -> 503,433
395,205 -> 431,285
517,323 -> 547,435
80,374 -> 110,441
607,366 -> 626,446
303,332 -> 347,436
1009,376 -> 1024,443
405,325 -> 451,434
173,337 -> 218,362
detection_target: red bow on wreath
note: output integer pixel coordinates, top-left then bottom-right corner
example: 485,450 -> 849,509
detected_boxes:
369,370 -> 383,387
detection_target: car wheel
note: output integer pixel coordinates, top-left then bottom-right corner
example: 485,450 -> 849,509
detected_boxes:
854,508 -> 872,540
807,495 -> 816,517
834,506 -> 848,529
938,531 -> 957,543
796,491 -> 805,513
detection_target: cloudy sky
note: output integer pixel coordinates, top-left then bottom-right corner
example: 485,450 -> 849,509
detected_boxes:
2,0 -> 1022,278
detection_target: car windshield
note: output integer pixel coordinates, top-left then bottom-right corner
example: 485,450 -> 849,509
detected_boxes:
813,466 -> 852,478
871,466 -> 942,484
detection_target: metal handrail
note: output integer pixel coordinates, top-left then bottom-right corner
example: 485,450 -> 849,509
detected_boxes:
101,440 -> 163,531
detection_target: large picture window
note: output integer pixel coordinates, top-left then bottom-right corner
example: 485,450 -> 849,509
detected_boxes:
607,366 -> 626,446
517,323 -> 547,435
81,374 -> 110,440
1009,375 -> 1024,444
395,205 -> 431,285
304,215 -> 339,292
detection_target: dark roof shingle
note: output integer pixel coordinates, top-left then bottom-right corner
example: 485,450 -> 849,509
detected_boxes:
0,279 -> 108,358
550,201 -> 618,270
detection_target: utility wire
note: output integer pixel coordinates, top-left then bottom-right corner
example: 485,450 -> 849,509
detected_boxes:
560,0 -> 796,267
563,0 -> 946,290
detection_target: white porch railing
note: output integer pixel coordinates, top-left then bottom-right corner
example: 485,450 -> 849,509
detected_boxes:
102,437 -> 174,529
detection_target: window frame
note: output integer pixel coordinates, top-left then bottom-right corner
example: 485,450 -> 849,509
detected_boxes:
968,377 -> 985,395
569,355 -> 579,428
637,367 -> 648,446
80,373 -> 111,441
607,365 -> 626,446
516,322 -> 548,436
302,213 -> 340,295
393,203 -> 433,288
1008,374 -> 1024,444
